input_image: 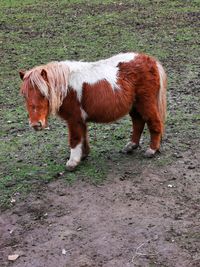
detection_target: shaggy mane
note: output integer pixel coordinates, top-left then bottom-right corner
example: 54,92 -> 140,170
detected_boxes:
23,62 -> 70,114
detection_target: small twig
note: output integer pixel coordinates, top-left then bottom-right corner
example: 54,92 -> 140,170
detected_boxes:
131,239 -> 155,263
136,252 -> 156,257
131,242 -> 145,262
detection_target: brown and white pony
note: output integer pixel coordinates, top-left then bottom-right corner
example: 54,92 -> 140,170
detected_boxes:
19,52 -> 167,170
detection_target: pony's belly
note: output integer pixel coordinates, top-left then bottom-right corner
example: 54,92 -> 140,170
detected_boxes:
81,79 -> 134,123
86,104 -> 130,123
82,91 -> 133,123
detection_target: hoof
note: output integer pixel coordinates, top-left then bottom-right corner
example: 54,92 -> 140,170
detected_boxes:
144,148 -> 157,158
121,142 -> 139,154
66,159 -> 79,171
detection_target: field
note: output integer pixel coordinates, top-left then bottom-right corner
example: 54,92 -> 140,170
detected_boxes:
0,0 -> 200,266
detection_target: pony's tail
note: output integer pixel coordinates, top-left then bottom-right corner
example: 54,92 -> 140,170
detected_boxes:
156,61 -> 167,136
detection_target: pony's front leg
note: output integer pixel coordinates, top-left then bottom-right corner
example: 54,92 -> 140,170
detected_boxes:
66,120 -> 88,170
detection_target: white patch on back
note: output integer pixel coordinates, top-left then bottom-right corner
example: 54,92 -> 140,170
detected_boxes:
64,53 -> 137,100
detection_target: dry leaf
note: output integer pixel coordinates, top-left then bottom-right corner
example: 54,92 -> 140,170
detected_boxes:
10,198 -> 16,203
62,249 -> 66,255
8,254 -> 19,261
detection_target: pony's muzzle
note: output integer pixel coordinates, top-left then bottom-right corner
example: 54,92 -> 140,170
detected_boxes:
31,121 -> 43,131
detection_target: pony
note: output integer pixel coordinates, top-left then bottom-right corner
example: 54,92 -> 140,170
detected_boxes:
19,52 -> 167,170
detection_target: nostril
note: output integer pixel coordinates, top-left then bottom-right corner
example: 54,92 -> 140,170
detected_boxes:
32,121 -> 42,130
37,121 -> 42,127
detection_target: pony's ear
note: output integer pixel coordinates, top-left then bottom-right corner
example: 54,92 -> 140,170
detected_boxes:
41,69 -> 48,82
19,70 -> 25,80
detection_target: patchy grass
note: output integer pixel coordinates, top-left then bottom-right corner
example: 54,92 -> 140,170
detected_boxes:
0,0 -> 199,208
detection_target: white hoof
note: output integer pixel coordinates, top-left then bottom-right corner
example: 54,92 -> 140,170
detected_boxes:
144,148 -> 157,158
66,159 -> 79,171
121,142 -> 138,154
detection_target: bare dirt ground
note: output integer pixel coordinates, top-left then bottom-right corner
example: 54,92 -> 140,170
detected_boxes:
0,144 -> 199,267
0,1 -> 200,267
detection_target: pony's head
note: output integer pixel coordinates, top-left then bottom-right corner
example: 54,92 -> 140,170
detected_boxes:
19,62 -> 69,131
19,69 -> 49,130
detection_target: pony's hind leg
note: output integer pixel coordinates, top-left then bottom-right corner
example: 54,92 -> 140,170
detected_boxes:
145,113 -> 162,157
123,101 -> 162,157
141,102 -> 162,157
122,108 -> 145,153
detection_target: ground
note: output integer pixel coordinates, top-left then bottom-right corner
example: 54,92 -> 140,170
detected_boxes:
0,0 -> 199,267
